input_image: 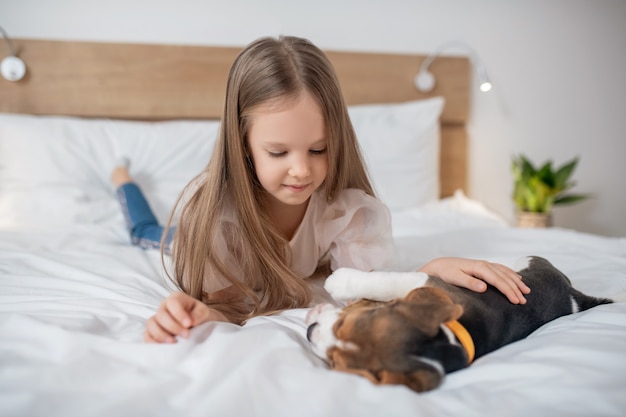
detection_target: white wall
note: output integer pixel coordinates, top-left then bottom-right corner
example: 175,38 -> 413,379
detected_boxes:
2,0 -> 625,236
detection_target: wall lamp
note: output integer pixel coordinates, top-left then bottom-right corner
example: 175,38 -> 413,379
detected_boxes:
1,26 -> 27,82
415,40 -> 492,93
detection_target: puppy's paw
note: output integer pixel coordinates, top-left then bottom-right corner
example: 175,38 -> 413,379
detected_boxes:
324,268 -> 363,301
325,268 -> 431,302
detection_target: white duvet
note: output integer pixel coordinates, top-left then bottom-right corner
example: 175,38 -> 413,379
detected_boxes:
1,113 -> 625,416
1,194 -> 625,417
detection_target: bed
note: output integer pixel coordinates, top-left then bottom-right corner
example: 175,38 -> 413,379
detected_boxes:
1,39 -> 625,417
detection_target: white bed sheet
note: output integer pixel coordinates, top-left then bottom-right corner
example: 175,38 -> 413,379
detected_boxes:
1,196 -> 625,417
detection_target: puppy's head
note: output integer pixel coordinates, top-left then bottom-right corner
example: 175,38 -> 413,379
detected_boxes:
306,287 -> 464,393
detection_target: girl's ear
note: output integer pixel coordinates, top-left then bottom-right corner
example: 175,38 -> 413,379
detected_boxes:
243,141 -> 255,169
242,137 -> 251,156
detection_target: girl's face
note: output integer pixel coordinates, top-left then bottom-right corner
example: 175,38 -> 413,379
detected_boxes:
247,91 -> 328,210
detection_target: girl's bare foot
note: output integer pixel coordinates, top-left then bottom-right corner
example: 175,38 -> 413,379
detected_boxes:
111,157 -> 132,188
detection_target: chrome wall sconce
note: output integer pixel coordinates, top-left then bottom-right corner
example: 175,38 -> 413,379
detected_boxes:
1,26 -> 27,82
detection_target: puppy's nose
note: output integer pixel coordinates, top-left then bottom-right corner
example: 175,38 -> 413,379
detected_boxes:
306,323 -> 318,342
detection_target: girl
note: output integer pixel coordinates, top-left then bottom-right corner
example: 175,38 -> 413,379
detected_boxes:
112,35 -> 530,343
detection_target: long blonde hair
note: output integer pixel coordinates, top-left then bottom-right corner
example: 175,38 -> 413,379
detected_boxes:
165,35 -> 375,324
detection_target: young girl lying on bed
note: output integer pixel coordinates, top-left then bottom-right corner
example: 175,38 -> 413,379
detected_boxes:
111,35 -> 530,343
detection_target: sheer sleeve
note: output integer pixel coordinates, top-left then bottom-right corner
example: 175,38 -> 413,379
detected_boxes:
321,189 -> 394,272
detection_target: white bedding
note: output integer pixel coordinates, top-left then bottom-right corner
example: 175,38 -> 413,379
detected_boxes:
1,111 -> 625,417
1,195 -> 625,417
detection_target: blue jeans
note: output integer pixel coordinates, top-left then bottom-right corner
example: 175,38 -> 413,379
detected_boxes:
116,183 -> 175,254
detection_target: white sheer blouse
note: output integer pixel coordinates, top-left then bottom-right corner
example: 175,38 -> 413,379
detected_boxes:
288,188 -> 394,277
201,188 -> 394,297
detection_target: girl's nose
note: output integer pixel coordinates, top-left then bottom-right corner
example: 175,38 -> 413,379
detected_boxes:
288,155 -> 311,178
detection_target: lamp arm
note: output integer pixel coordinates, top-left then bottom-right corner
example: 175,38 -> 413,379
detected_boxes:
416,40 -> 491,93
0,26 -> 17,56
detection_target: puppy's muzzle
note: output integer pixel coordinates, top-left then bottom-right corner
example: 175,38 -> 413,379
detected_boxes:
305,304 -> 341,359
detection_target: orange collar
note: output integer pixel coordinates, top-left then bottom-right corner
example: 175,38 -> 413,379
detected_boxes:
444,320 -> 475,364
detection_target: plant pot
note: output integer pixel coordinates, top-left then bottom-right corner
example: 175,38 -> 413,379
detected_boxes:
516,211 -> 552,228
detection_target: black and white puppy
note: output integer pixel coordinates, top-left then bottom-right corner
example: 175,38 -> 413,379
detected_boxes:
306,256 -> 613,392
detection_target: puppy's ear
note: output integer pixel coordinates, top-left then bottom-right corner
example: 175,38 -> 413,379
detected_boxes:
329,348 -> 443,393
328,347 -> 380,384
406,286 -> 454,305
441,303 -> 463,322
397,287 -> 464,336
378,367 -> 443,393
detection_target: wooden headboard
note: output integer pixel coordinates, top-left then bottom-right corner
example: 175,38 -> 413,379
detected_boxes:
0,39 -> 470,197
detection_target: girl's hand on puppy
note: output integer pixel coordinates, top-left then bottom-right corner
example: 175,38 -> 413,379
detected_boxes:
144,291 -> 229,343
419,257 -> 531,304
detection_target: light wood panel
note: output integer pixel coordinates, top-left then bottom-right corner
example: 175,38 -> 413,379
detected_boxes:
0,38 -> 470,196
0,40 -> 239,119
440,126 -> 468,197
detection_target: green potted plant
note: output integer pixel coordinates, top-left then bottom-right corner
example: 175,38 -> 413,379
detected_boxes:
511,154 -> 590,228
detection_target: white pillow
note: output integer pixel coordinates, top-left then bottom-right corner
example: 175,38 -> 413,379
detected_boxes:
349,97 -> 444,211
0,97 -> 442,225
0,114 -> 219,226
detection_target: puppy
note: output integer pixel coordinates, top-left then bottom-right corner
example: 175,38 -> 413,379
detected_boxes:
306,256 -> 612,393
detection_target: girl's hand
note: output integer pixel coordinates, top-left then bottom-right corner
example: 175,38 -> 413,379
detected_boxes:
144,291 -> 229,343
419,257 -> 531,304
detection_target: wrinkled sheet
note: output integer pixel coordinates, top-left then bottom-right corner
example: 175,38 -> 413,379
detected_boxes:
1,205 -> 626,417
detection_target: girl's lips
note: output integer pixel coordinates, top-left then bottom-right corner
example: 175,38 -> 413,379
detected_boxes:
284,184 -> 310,192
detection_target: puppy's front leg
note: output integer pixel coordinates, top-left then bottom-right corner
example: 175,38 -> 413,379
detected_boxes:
324,268 -> 430,302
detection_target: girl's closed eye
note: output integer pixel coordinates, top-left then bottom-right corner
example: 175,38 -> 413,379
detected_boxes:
310,148 -> 327,155
268,150 -> 287,158
267,148 -> 326,158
